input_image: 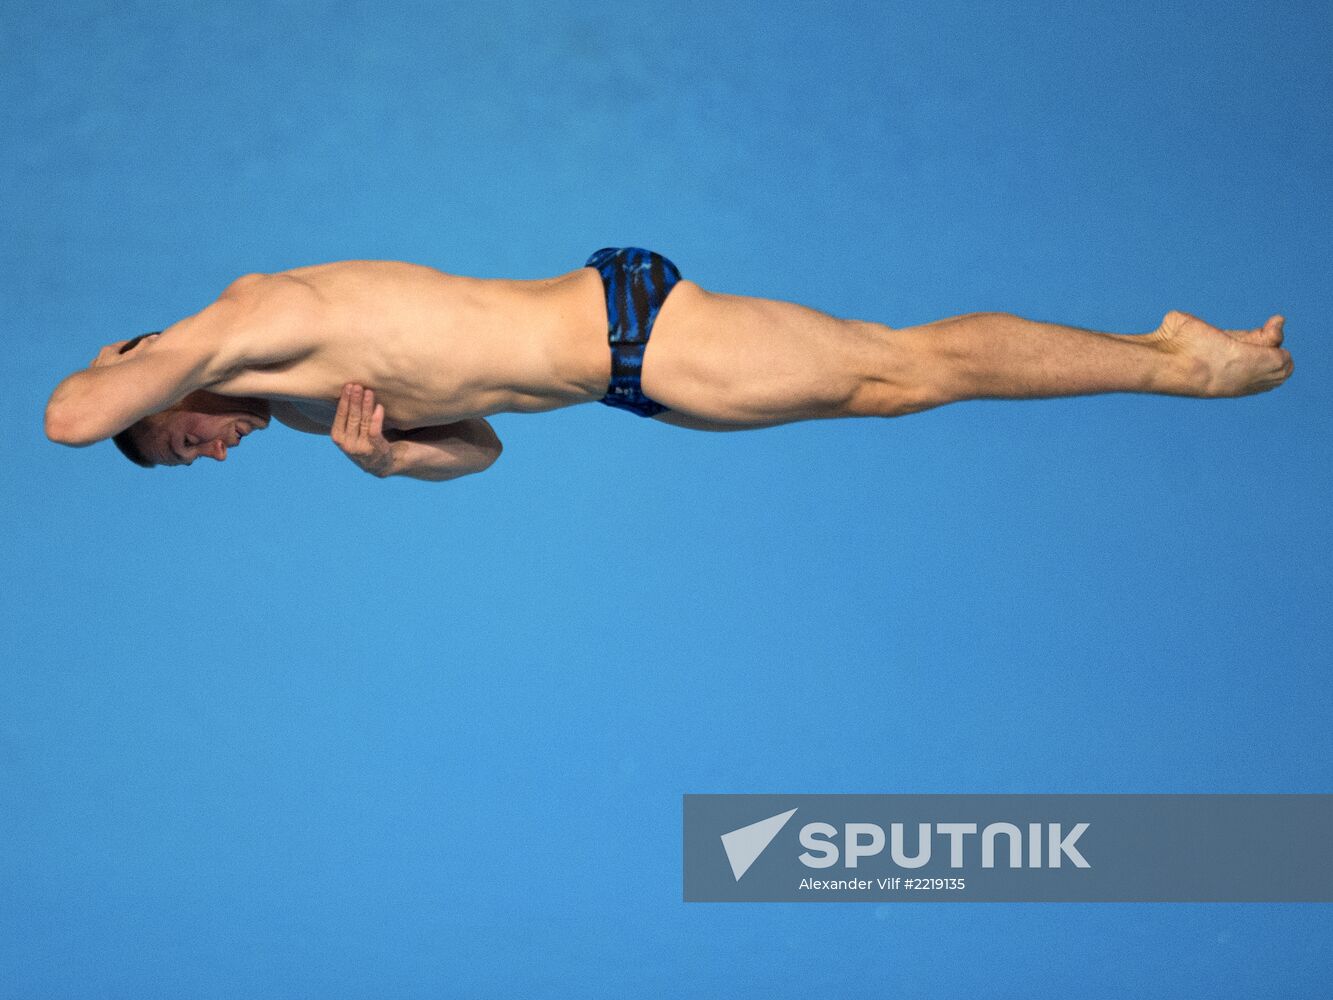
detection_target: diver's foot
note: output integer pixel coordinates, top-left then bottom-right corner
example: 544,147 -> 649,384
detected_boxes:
1150,310 -> 1294,397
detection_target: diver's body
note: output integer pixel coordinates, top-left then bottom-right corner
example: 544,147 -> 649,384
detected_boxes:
45,247 -> 1293,481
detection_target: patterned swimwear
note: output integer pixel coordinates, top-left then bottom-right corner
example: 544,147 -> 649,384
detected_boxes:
584,246 -> 683,417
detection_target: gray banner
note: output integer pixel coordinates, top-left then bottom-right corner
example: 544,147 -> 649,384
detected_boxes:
683,794 -> 1333,902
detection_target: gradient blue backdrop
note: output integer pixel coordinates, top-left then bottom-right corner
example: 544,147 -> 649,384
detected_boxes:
3,1 -> 1330,996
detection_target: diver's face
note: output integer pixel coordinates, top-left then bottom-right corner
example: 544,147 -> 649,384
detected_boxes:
141,392 -> 271,467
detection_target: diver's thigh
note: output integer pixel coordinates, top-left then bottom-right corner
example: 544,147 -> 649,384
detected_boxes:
641,282 -> 867,425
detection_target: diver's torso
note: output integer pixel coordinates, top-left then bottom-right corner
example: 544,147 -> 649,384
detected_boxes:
212,261 -> 610,428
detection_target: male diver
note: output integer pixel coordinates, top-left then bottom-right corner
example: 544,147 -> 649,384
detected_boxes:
45,247 -> 1293,481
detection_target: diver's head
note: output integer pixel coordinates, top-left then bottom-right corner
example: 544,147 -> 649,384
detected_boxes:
113,390 -> 271,468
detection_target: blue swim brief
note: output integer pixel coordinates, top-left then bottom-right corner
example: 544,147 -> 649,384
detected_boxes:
584,246 -> 682,417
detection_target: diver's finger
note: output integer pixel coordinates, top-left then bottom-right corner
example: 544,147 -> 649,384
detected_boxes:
361,388 -> 376,439
332,385 -> 350,441
346,385 -> 364,437
369,403 -> 385,441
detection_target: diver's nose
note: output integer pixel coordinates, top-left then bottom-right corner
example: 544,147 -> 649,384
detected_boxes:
203,440 -> 227,461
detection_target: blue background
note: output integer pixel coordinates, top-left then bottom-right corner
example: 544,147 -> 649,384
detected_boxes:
3,1 -> 1330,996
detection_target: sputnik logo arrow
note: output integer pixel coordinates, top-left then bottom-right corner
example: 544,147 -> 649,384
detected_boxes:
720,808 -> 798,881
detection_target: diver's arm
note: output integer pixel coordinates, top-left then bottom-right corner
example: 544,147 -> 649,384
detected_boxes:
44,274 -> 307,446
385,419 -> 503,481
45,311 -> 231,445
330,384 -> 502,481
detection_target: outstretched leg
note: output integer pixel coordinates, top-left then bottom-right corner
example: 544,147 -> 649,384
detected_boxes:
881,309 -> 1291,410
644,282 -> 1293,427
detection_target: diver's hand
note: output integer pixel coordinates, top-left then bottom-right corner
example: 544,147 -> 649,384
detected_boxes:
332,383 -> 396,477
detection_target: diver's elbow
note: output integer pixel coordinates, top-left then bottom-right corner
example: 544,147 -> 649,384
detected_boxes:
45,394 -> 108,446
44,401 -> 89,446
478,435 -> 503,472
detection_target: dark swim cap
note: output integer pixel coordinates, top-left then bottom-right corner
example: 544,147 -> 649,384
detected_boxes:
118,331 -> 162,355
